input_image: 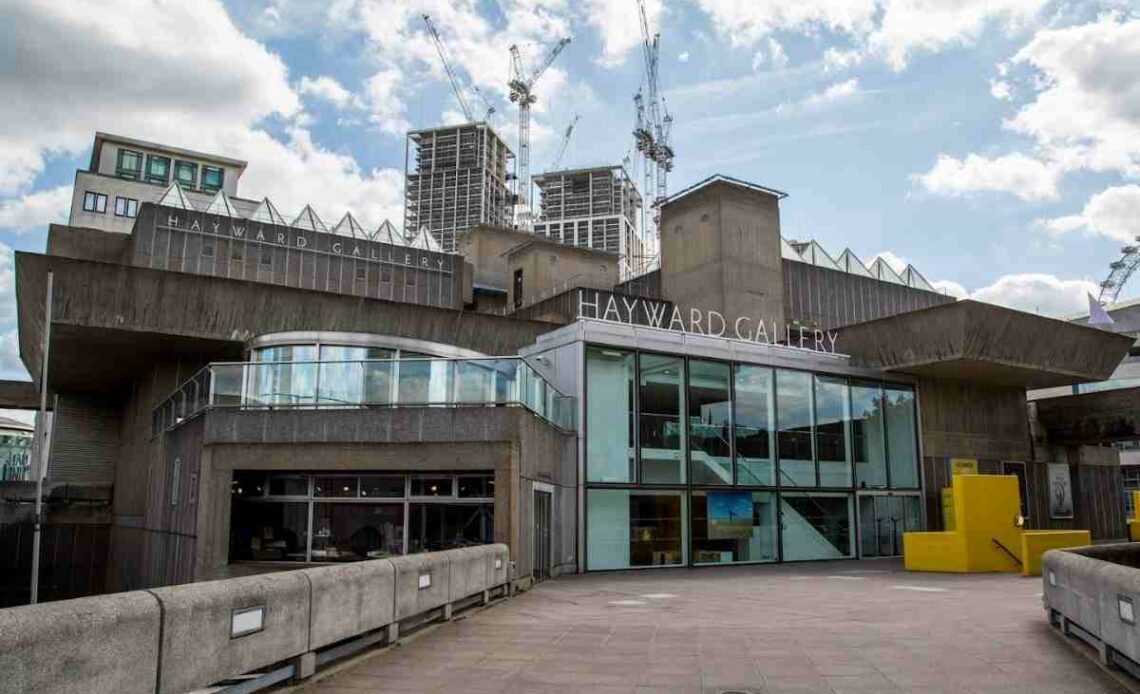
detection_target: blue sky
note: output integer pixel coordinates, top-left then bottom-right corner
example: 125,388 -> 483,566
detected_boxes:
1,0 -> 1140,381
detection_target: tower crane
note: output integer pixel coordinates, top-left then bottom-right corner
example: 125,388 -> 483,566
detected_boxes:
549,114 -> 579,171
509,36 -> 571,228
634,0 -> 674,217
422,14 -> 495,122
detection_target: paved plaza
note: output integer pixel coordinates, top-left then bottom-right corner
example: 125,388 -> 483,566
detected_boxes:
298,559 -> 1124,694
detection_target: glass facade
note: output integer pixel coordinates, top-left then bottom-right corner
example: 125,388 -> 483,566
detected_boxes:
585,346 -> 922,569
229,471 -> 495,563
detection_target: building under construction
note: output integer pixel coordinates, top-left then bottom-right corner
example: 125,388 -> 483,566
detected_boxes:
532,165 -> 643,276
404,122 -> 514,253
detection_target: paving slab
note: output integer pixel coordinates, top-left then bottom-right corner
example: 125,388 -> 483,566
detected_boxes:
296,559 -> 1127,694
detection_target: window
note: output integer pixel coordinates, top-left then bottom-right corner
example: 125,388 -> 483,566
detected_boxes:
259,250 -> 273,268
202,165 -> 224,193
691,490 -> 777,565
411,476 -> 453,497
82,191 -> 107,213
355,266 -> 367,281
231,245 -> 244,261
201,241 -> 214,258
639,354 -> 685,483
776,370 -> 815,486
513,268 -> 523,308
586,347 -> 636,483
586,489 -> 687,569
814,376 -> 851,487
114,196 -> 138,218
780,492 -> 855,560
733,365 -> 774,485
116,149 -> 143,179
317,345 -> 395,406
884,385 -> 919,489
851,382 -> 887,489
174,160 -> 198,188
146,154 -> 171,185
688,360 -> 732,485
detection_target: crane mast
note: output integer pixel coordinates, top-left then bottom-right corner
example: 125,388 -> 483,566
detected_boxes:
509,36 -> 571,229
550,113 -> 579,171
634,0 -> 674,234
423,14 -> 495,122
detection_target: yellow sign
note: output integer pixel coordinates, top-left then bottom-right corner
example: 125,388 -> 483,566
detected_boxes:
951,458 -> 978,475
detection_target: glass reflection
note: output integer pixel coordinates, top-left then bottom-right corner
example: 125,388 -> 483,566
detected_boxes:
776,370 -> 814,486
779,492 -> 855,560
885,386 -> 919,488
639,354 -> 685,483
734,365 -> 774,485
318,346 -> 394,405
815,376 -> 851,487
851,382 -> 887,488
586,347 -> 636,482
688,360 -> 732,485
586,489 -> 686,569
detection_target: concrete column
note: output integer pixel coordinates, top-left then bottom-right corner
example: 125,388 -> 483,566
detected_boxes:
442,603 -> 453,621
291,652 -> 316,682
386,622 -> 400,644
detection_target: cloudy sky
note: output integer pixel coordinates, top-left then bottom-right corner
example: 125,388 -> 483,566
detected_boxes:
1,0 -> 1139,381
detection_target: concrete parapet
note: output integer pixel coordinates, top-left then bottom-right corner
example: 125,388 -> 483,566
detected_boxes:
448,546 -> 490,603
391,551 -> 451,621
149,570 -> 311,694
488,543 -> 510,587
0,591 -> 160,694
1044,546 -> 1140,670
303,559 -> 396,651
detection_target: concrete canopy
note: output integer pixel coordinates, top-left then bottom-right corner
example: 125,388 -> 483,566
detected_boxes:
834,299 -> 1133,388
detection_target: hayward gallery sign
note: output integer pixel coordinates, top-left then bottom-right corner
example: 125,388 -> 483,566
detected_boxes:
577,288 -> 840,354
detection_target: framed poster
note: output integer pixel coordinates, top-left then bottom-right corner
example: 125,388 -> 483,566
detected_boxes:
950,458 -> 978,475
707,491 -> 753,539
1048,463 -> 1074,519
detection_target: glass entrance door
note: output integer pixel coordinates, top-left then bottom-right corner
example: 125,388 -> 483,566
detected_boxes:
858,494 -> 921,558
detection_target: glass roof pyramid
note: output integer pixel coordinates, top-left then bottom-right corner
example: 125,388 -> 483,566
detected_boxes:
291,205 -> 327,233
332,212 -> 367,239
408,226 -> 444,253
204,191 -> 240,217
903,264 -> 935,291
798,240 -> 841,271
249,198 -> 287,226
157,182 -> 195,211
373,220 -> 404,246
836,249 -> 874,277
780,237 -> 804,261
868,257 -> 906,285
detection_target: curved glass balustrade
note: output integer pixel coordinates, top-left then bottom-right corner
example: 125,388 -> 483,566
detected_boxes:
153,357 -> 575,434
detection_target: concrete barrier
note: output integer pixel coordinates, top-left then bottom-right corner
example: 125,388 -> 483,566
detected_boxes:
0,544 -> 511,694
1043,544 -> 1140,672
392,551 -> 452,621
304,559 -> 395,650
0,591 -> 160,694
150,570 -> 312,694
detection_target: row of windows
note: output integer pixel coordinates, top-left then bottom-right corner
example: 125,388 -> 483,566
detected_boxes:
585,347 -> 920,490
115,148 -> 224,192
82,192 -> 137,218
187,240 -> 414,282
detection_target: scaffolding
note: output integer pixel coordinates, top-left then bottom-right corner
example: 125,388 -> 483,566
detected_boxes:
532,165 -> 644,278
404,122 -> 514,253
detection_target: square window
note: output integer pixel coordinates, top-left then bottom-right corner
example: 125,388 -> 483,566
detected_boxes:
174,160 -> 198,188
410,476 -> 452,497
202,241 -> 214,257
202,166 -> 224,193
116,149 -> 142,179
83,191 -> 107,213
260,250 -> 272,267
146,155 -> 171,185
355,267 -> 367,281
114,196 -> 138,218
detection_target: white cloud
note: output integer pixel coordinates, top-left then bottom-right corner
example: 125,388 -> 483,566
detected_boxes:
870,0 -> 1048,71
916,152 -> 1060,201
931,279 -> 969,299
803,78 -> 860,107
297,75 -> 361,110
1041,185 -> 1140,244
694,0 -> 878,48
752,38 -> 789,72
0,185 -> 71,232
823,47 -> 864,72
989,78 -> 1012,101
678,51 -> 690,63
584,0 -> 661,67
1006,14 -> 1140,178
364,68 -> 409,135
969,273 -> 1096,317
0,330 -> 27,382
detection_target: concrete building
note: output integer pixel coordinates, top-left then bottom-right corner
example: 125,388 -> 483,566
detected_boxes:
403,123 -> 514,253
7,145 -> 1133,603
70,132 -> 247,235
532,166 -> 643,277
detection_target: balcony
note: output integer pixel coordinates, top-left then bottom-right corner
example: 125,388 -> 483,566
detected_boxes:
153,357 -> 575,435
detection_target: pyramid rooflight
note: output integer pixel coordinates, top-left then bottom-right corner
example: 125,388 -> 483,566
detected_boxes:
249,198 -> 287,226
291,204 -> 327,233
157,182 -> 195,211
836,249 -> 874,278
903,264 -> 935,291
868,257 -> 906,285
332,212 -> 367,239
799,240 -> 840,271
781,237 -> 804,261
373,220 -> 404,246
408,226 -> 444,253
204,190 -> 240,217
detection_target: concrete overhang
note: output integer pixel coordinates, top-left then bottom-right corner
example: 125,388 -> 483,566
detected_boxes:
15,252 -> 558,395
833,299 -> 1133,388
1033,386 -> 1140,444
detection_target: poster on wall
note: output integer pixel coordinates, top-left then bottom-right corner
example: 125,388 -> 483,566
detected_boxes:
708,491 -> 753,539
1048,463 -> 1074,519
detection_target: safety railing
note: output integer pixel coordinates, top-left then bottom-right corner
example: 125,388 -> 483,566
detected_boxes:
152,357 -> 576,435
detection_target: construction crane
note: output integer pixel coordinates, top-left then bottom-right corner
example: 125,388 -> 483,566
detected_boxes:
422,14 -> 495,122
635,0 -> 674,213
549,114 -> 579,170
509,36 -> 571,228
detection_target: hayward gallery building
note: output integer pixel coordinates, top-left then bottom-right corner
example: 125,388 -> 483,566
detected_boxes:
11,170 -> 1134,598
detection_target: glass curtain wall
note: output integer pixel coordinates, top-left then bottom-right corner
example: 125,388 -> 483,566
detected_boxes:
583,346 -> 922,569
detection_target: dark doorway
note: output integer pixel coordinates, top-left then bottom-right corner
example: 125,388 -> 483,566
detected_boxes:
533,489 -> 551,581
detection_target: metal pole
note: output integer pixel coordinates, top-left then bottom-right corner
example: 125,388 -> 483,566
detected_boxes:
30,270 -> 53,604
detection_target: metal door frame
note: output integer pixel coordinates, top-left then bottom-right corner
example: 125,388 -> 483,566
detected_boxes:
533,483 -> 553,581
855,490 -> 922,559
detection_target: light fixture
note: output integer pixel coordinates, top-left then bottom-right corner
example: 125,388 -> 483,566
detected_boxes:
1121,596 -> 1135,625
1048,570 -> 1056,587
231,605 -> 266,638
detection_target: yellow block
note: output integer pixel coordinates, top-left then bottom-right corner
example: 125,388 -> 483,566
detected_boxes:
904,531 -> 967,572
1130,520 -> 1140,542
1019,530 -> 1091,576
941,487 -> 955,532
905,474 -> 1023,573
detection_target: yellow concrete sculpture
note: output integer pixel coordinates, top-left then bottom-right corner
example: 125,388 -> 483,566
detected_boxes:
903,474 -> 1091,576
1129,491 -> 1140,542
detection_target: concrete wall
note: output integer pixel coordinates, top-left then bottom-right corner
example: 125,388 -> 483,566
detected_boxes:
1034,386 -> 1140,444
455,224 -> 533,293
507,240 -> 618,310
0,545 -> 510,694
659,180 -> 784,329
